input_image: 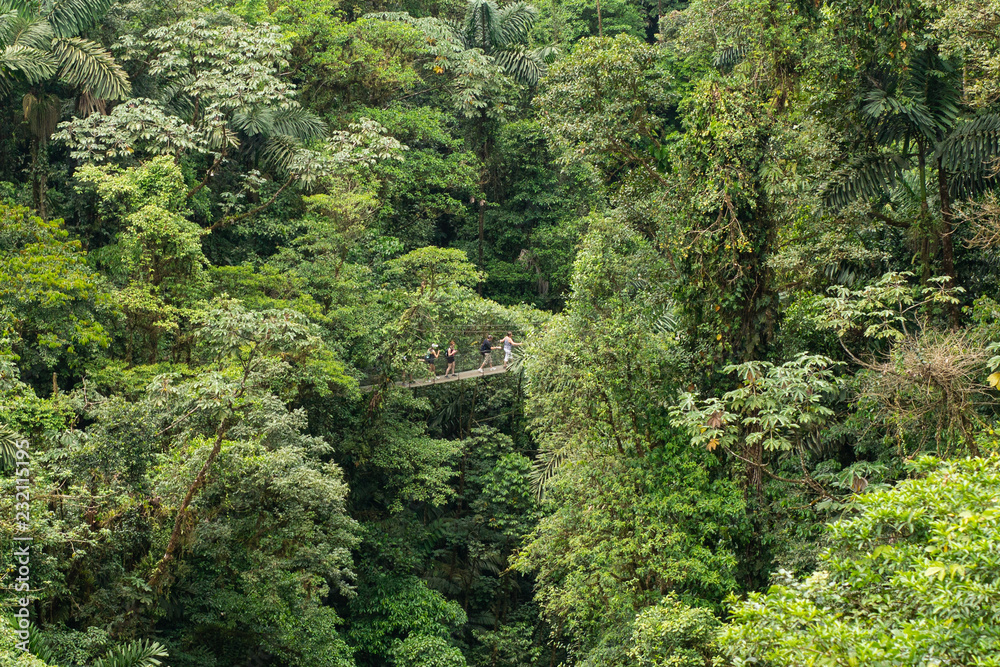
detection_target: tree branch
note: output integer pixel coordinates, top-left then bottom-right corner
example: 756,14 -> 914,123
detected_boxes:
186,151 -> 225,200
149,417 -> 230,590
869,210 -> 910,229
205,175 -> 297,233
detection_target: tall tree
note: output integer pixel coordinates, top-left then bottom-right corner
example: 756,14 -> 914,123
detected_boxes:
0,0 -> 130,217
824,48 -> 1000,317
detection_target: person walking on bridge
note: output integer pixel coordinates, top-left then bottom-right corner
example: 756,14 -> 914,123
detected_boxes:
445,340 -> 457,377
500,331 -> 523,369
478,335 -> 495,372
424,344 -> 440,382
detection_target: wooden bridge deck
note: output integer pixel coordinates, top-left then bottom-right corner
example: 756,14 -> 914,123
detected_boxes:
361,364 -> 510,392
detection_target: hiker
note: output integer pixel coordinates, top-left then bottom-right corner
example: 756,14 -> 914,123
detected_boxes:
500,331 -> 523,369
445,340 -> 457,377
478,335 -> 495,372
424,344 -> 440,382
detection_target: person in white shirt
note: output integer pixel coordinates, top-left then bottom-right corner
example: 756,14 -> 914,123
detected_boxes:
500,332 -> 522,369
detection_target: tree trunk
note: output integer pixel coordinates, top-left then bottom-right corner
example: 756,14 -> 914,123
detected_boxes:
918,142 -> 931,284
478,199 -> 486,295
596,0 -> 603,36
937,157 -> 960,326
30,136 -> 48,220
746,441 -> 763,496
149,418 -> 231,590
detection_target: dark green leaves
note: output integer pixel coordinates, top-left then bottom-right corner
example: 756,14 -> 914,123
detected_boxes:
822,151 -> 908,211
42,0 -> 112,38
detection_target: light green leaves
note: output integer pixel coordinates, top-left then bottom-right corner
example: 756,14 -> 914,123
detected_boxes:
816,271 -> 964,341
671,353 -> 842,455
723,456 -> 1000,665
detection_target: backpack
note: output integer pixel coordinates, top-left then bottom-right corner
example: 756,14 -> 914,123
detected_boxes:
480,338 -> 492,352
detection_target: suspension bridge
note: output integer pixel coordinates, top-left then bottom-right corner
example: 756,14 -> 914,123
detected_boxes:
358,322 -> 530,392
360,350 -> 522,392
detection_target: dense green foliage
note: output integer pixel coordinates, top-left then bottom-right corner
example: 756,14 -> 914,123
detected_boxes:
3,0 -> 1000,663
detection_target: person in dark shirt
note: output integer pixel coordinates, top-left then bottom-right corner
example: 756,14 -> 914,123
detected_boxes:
478,335 -> 495,372
445,340 -> 457,377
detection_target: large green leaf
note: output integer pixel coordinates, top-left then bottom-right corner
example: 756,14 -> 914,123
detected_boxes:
494,46 -> 543,86
495,2 -> 536,48
52,35 -> 130,99
1,43 -> 57,83
822,151 -> 909,211
91,639 -> 168,667
41,0 -> 111,38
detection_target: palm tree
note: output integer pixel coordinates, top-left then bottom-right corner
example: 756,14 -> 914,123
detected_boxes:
0,0 -> 129,98
1,0 -> 130,217
824,49 -> 1000,320
453,0 -> 545,86
371,0 -> 549,88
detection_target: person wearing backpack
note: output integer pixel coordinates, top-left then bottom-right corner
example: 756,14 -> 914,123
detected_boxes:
478,335 -> 495,372
424,344 -> 440,382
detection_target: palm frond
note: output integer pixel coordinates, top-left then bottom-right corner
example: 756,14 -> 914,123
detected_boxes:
91,639 -> 168,667
823,151 -> 910,211
41,0 -> 111,38
862,88 -> 936,144
259,134 -> 300,172
1,43 -> 57,82
533,44 -> 559,62
267,104 -> 326,140
920,64 -> 961,135
0,424 -> 18,472
52,35 -> 130,99
714,26 -> 751,69
463,0 -> 501,52
494,46 -> 542,86
495,2 -> 536,48
6,14 -> 54,50
938,114 -> 1000,175
157,74 -> 196,116
0,2 -> 19,45
231,107 -> 269,136
530,445 -> 568,499
863,50 -> 962,145
364,11 -> 462,47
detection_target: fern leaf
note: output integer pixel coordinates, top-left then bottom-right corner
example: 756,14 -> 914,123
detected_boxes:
92,639 -> 168,667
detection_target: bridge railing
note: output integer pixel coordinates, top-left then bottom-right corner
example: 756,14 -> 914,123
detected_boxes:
407,345 -> 510,378
362,339 -> 525,388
